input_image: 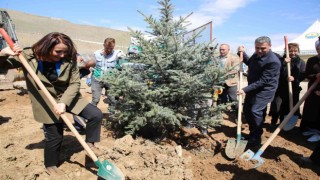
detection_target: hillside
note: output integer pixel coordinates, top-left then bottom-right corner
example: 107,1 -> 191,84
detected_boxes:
1,9 -> 131,53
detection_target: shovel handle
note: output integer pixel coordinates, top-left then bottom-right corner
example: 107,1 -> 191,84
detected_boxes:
0,28 -> 99,162
284,36 -> 294,110
237,52 -> 244,139
259,77 -> 320,152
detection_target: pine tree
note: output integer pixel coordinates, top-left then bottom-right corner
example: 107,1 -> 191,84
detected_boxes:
102,0 -> 229,138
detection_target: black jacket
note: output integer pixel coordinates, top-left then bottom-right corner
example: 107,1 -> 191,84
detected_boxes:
278,55 -> 305,97
242,50 -> 281,102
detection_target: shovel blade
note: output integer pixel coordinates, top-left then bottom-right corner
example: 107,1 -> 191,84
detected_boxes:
240,150 -> 265,168
95,160 -> 124,180
226,139 -> 248,159
240,149 -> 254,161
234,140 -> 248,157
252,155 -> 265,168
283,115 -> 299,131
226,139 -> 237,159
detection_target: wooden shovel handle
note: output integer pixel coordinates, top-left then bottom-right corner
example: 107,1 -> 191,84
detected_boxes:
0,28 -> 99,162
284,36 -> 294,110
237,52 -> 243,136
259,77 -> 320,152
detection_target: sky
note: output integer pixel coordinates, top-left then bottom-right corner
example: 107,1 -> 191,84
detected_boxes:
1,0 -> 320,54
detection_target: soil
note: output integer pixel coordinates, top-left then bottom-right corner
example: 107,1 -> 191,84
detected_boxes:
0,81 -> 319,180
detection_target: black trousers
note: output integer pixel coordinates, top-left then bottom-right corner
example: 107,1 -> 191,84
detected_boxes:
43,103 -> 103,167
243,96 -> 269,140
270,94 -> 282,124
300,92 -> 320,131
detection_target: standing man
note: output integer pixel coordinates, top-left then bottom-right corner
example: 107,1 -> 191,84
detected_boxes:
89,38 -> 123,106
237,36 -> 281,147
214,43 -> 240,112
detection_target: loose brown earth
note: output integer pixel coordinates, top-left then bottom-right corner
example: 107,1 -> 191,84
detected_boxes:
0,81 -> 319,180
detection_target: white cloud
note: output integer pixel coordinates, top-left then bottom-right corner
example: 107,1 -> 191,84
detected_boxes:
199,0 -> 251,14
178,0 -> 255,31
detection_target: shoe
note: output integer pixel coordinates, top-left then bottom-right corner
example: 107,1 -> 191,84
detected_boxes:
307,134 -> 320,142
74,124 -> 86,135
245,136 -> 261,147
269,123 -> 277,131
302,129 -> 320,136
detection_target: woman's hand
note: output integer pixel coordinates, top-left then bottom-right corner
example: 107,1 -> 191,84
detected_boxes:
284,57 -> 291,63
0,45 -> 22,56
54,103 -> 66,115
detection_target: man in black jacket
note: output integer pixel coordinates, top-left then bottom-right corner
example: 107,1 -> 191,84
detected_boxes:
238,36 -> 281,147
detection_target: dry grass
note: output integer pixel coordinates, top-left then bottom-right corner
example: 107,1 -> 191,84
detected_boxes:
2,9 -> 131,53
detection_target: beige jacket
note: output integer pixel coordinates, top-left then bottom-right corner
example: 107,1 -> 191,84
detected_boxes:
1,48 -> 88,124
214,53 -> 240,87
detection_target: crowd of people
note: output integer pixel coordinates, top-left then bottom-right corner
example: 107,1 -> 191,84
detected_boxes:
0,32 -> 320,175
214,36 -> 320,165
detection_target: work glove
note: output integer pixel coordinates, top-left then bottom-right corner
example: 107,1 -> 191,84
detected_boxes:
86,77 -> 92,87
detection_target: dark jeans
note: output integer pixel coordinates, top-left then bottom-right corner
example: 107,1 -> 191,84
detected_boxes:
43,103 -> 103,167
243,96 -> 269,140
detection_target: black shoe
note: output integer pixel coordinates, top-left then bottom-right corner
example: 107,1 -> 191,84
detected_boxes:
269,123 -> 277,130
245,137 -> 261,147
74,124 -> 86,135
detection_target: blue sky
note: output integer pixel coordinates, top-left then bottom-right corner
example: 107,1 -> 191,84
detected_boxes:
1,0 -> 320,54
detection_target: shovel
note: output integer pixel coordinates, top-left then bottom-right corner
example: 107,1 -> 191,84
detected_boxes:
283,36 -> 299,131
225,52 -> 248,159
240,77 -> 320,168
0,28 -> 124,180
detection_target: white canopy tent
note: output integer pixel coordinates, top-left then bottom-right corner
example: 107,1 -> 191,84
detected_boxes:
273,20 -> 320,55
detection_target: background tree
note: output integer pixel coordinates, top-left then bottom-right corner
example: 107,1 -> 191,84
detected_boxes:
102,0 -> 230,138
